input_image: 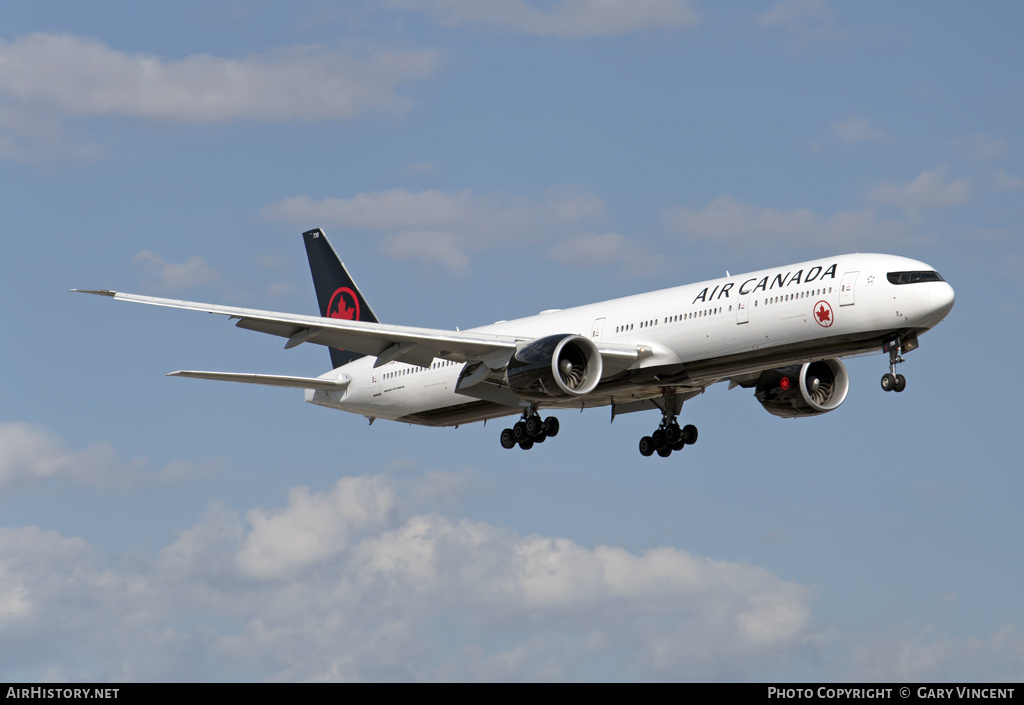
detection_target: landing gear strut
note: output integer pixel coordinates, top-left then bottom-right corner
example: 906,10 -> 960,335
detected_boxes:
500,407 -> 559,451
881,336 -> 908,393
639,390 -> 697,458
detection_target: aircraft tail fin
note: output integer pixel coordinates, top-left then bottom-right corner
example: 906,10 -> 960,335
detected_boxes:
302,228 -> 381,369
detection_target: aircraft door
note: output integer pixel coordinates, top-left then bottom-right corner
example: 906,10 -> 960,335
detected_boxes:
736,292 -> 750,324
591,317 -> 606,341
840,271 -> 858,306
372,372 -> 381,397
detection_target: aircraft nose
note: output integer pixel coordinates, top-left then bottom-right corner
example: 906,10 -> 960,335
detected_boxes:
930,282 -> 955,319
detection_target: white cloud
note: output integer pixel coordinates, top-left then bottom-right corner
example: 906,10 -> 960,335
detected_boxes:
831,116 -> 894,145
0,422 -> 212,495
756,0 -> 844,47
663,195 -> 916,254
0,33 -> 441,123
848,625 -> 1024,681
0,107 -> 103,164
0,471 -> 821,681
5,466 -> 1023,681
0,33 -> 441,161
380,228 -> 474,272
993,168 -> 1024,192
132,251 -> 219,292
953,132 -> 1009,161
261,186 -> 610,273
865,167 -> 971,213
387,0 -> 698,37
237,475 -> 399,579
546,231 -> 658,276
758,0 -> 831,27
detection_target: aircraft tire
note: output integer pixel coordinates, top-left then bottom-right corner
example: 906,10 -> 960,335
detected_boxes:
894,374 -> 907,393
500,428 -> 516,449
639,436 -> 656,457
543,417 -> 559,437
525,415 -> 543,437
657,446 -> 673,458
881,373 -> 896,391
682,424 -> 698,445
519,439 -> 534,450
652,429 -> 666,450
663,424 -> 681,445
672,440 -> 686,452
513,421 -> 528,442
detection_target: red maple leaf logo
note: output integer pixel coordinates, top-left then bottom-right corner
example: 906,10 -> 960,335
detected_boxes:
814,301 -> 833,327
327,287 -> 360,322
330,300 -> 356,320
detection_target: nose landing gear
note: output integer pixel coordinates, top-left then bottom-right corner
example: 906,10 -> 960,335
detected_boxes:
500,407 -> 559,450
881,336 -> 908,393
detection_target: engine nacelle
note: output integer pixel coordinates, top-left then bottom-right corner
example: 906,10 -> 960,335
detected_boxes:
755,359 -> 850,418
505,334 -> 603,400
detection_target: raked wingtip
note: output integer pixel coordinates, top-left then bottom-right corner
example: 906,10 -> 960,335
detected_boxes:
71,289 -> 117,297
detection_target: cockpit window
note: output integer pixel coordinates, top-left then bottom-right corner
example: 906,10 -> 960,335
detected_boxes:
886,270 -> 945,285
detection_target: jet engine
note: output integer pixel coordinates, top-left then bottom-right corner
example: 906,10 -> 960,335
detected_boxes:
754,359 -> 850,418
505,334 -> 603,400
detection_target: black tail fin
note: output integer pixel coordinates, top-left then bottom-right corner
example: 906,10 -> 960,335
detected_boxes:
302,228 -> 381,369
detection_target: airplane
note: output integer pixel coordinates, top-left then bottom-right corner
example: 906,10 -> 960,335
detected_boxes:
76,228 -> 955,458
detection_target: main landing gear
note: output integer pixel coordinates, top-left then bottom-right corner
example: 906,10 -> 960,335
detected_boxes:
500,408 -> 559,451
880,336 -> 907,393
639,421 -> 698,458
639,391 -> 698,458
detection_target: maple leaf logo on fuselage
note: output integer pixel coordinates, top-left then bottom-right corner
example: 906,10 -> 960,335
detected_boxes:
814,301 -> 833,328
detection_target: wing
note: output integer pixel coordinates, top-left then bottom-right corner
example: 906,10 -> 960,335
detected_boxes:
74,290 -> 640,373
167,371 -> 351,391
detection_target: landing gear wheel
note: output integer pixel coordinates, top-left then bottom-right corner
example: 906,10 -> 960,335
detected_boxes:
500,428 -> 516,449
682,424 -> 698,445
663,424 -> 681,445
639,436 -> 656,457
894,374 -> 907,393
881,373 -> 896,392
671,440 -> 686,452
652,429 -> 666,450
543,417 -> 559,437
513,421 -> 528,441
657,446 -> 673,457
533,433 -> 546,443
519,439 -> 534,450
525,415 -> 543,437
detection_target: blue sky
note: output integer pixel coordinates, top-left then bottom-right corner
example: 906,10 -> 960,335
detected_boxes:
1,0 -> 1022,682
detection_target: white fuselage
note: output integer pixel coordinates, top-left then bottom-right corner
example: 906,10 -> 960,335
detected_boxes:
306,253 -> 955,426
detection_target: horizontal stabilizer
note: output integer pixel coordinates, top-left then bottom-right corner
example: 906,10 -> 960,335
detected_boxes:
167,371 -> 350,391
